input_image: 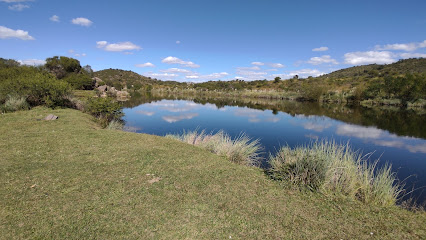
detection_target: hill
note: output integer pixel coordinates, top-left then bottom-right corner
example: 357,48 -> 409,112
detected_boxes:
94,68 -> 156,90
319,58 -> 426,79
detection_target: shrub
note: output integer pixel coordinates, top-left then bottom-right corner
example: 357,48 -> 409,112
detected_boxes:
85,97 -> 123,128
0,66 -> 72,108
166,130 -> 261,166
63,73 -> 94,90
300,82 -> 326,101
268,140 -> 401,207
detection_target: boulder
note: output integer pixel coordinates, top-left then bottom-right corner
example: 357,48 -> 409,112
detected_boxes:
44,114 -> 58,120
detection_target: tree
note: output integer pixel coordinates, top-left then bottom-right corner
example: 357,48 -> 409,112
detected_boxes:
45,56 -> 81,79
274,77 -> 281,83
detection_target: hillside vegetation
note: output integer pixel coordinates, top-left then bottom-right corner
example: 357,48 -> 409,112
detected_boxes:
1,107 -> 425,239
94,69 -> 156,91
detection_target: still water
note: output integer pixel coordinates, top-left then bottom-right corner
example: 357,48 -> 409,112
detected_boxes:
123,96 -> 426,203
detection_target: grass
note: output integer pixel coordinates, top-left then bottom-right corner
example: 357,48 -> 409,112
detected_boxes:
166,129 -> 262,166
0,95 -> 29,113
1,107 -> 425,239
268,140 -> 402,207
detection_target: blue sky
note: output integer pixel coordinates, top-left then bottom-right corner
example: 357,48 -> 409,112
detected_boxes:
1,0 -> 426,82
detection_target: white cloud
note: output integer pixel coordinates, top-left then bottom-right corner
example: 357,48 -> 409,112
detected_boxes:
312,46 -> 329,52
307,55 -> 338,65
96,41 -> 142,52
135,62 -> 155,67
251,62 -> 264,66
235,67 -> 267,80
68,49 -> 86,58
185,72 -> 229,81
176,40 -> 181,44
0,0 -> 33,2
272,69 -> 325,79
269,63 -> 285,68
0,26 -> 34,40
50,15 -> 60,22
8,3 -> 29,11
161,56 -> 200,68
375,40 -> 426,52
160,68 -> 191,73
344,51 -> 396,65
71,17 -> 93,27
204,72 -> 229,79
18,59 -> 45,66
237,66 -> 261,71
145,72 -> 179,80
399,52 -> 426,59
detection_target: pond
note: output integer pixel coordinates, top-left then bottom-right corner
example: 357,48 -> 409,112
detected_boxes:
122,95 -> 426,204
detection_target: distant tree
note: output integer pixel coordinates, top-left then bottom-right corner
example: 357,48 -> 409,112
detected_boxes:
83,65 -> 94,77
45,56 -> 81,79
274,77 -> 281,83
0,58 -> 20,68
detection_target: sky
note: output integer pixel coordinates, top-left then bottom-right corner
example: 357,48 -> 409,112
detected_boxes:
1,0 -> 426,82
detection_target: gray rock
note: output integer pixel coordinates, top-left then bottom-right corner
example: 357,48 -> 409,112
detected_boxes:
44,114 -> 58,121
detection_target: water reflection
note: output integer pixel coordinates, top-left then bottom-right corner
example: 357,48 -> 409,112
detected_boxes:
162,113 -> 199,123
337,123 -> 426,154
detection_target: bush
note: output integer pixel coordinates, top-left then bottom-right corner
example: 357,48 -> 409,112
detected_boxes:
0,66 -> 72,108
300,82 -> 326,101
268,140 -> 401,206
85,97 -> 123,128
63,73 -> 94,90
1,95 -> 29,113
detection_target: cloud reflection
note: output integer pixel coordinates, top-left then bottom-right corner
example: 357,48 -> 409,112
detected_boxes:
162,113 -> 199,123
336,124 -> 426,154
234,108 -> 281,123
336,124 -> 382,139
136,110 -> 155,116
303,122 -> 332,132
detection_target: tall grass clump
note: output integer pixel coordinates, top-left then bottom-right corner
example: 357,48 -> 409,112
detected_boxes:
268,140 -> 402,206
1,95 -> 30,113
166,130 -> 261,166
106,120 -> 124,130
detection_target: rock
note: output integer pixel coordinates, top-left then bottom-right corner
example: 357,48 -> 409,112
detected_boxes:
97,85 -> 108,92
44,114 -> 58,120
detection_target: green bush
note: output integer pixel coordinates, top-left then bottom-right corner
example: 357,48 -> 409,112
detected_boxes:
300,82 -> 326,101
85,97 -> 123,127
63,73 -> 94,90
0,66 -> 72,108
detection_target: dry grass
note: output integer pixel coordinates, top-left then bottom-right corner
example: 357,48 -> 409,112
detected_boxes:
166,129 -> 262,166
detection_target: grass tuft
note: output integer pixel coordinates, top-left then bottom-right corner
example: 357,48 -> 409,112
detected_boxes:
268,140 -> 402,207
166,129 -> 262,166
106,120 -> 124,130
1,95 -> 30,113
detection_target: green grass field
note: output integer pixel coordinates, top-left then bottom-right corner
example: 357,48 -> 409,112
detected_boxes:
1,107 -> 425,239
